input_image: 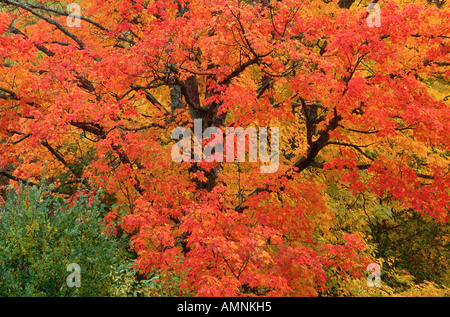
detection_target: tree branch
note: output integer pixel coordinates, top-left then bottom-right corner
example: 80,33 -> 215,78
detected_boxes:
1,0 -> 86,49
40,140 -> 81,178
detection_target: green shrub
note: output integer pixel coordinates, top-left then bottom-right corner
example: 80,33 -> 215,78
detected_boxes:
0,182 -> 133,296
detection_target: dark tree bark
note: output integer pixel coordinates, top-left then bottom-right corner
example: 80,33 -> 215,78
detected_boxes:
338,0 -> 356,9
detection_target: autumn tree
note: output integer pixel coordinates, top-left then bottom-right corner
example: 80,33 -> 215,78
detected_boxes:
0,0 -> 449,296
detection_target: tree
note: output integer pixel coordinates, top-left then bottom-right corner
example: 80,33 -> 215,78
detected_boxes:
0,0 -> 448,296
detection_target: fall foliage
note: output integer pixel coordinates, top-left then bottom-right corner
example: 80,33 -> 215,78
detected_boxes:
0,0 -> 449,297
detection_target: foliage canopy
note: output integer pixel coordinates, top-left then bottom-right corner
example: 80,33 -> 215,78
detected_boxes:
0,0 -> 449,296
